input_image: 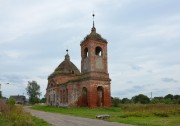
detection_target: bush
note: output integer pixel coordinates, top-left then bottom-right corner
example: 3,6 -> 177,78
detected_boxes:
8,98 -> 15,105
7,106 -> 34,126
112,97 -> 121,107
121,98 -> 131,104
0,99 -> 7,114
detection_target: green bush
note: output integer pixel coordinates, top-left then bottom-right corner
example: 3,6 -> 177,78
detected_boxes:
112,97 -> 121,107
8,98 -> 15,105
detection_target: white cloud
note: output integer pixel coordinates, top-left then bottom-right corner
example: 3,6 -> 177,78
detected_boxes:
0,0 -> 180,99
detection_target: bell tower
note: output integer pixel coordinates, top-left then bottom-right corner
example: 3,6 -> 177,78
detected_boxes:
81,14 -> 108,74
80,13 -> 111,107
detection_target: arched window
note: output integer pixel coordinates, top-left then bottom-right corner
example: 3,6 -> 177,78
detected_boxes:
82,87 -> 88,107
66,89 -> 68,103
48,95 -> 50,103
97,86 -> 104,107
53,94 -> 55,103
84,47 -> 88,58
95,46 -> 102,56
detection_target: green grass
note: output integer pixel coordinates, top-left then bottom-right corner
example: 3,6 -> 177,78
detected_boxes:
32,116 -> 52,126
0,100 -> 51,126
0,116 -> 51,126
0,116 -> 11,126
32,104 -> 180,126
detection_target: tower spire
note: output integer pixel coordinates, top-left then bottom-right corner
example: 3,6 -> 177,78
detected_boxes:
91,12 -> 96,32
65,49 -> 70,61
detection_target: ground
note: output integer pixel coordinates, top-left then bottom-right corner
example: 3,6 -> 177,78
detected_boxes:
24,107 -> 135,126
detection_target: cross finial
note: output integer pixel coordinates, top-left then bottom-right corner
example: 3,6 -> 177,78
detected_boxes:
66,49 -> 68,54
92,12 -> 95,28
91,12 -> 96,32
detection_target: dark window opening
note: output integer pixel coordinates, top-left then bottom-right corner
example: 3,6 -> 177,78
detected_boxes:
95,47 -> 102,56
82,87 -> 88,107
66,89 -> 68,103
84,47 -> 88,58
72,71 -> 74,74
97,86 -> 104,107
53,94 -> 55,103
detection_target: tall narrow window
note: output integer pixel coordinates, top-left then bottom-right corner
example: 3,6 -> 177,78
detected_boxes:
95,46 -> 102,56
97,86 -> 104,107
82,87 -> 88,107
84,47 -> 88,58
49,95 -> 50,103
53,94 -> 55,103
60,90 -> 62,103
66,89 -> 68,103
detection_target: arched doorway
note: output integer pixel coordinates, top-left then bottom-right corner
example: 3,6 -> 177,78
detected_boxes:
97,86 -> 104,107
82,87 -> 88,107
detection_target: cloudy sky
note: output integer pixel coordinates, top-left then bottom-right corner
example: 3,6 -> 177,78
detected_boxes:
0,0 -> 180,99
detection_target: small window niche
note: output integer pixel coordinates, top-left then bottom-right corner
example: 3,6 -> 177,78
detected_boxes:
95,46 -> 102,56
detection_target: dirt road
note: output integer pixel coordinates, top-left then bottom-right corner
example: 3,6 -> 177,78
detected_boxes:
25,107 -> 135,126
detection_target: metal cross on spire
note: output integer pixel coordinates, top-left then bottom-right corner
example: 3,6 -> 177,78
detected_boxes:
92,12 -> 95,28
66,49 -> 69,54
91,12 -> 96,32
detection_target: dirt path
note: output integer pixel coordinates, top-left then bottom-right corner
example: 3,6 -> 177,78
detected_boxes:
25,107 -> 135,126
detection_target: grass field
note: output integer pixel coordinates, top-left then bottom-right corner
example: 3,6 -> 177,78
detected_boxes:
32,104 -> 180,126
0,99 -> 51,126
0,116 -> 52,126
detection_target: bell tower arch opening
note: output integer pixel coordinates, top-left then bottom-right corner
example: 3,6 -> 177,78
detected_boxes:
95,46 -> 102,56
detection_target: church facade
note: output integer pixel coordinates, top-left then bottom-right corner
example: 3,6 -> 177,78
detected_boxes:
46,19 -> 111,107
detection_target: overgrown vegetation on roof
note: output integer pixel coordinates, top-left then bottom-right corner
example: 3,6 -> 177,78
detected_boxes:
81,32 -> 107,44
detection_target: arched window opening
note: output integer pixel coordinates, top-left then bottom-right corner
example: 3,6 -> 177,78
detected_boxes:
53,94 -> 55,103
72,71 -> 74,74
97,86 -> 104,107
95,47 -> 102,56
84,47 -> 89,58
60,90 -> 62,103
48,95 -> 50,103
82,87 -> 88,107
63,89 -> 65,104
51,83 -> 53,87
66,89 -> 68,103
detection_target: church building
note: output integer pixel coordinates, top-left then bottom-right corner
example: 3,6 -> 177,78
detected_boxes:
46,14 -> 111,107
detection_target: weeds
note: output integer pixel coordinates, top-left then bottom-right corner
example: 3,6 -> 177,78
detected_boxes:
120,104 -> 180,117
0,99 -> 50,126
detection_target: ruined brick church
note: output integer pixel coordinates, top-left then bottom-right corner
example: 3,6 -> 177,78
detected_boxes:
46,15 -> 111,107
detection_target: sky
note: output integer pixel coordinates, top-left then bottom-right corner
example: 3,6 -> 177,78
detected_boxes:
0,0 -> 180,99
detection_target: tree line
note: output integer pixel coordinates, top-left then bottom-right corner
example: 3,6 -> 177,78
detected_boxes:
112,94 -> 180,107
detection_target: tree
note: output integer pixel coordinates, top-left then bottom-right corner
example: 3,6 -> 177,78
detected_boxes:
40,97 -> 46,103
174,95 -> 180,100
164,94 -> 173,100
26,81 -> 41,104
121,98 -> 131,104
132,94 -> 150,104
112,97 -> 121,107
